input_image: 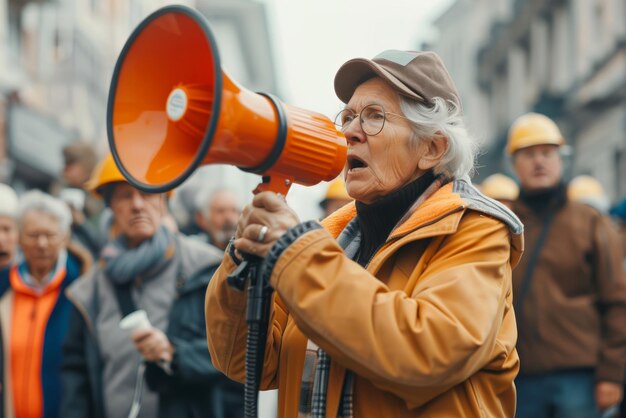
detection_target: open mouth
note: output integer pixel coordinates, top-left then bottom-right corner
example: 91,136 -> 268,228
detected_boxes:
347,156 -> 367,171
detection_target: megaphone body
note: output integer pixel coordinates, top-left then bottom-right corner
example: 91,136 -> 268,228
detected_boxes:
108,5 -> 346,196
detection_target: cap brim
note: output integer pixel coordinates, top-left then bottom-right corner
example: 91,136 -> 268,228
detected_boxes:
334,58 -> 424,104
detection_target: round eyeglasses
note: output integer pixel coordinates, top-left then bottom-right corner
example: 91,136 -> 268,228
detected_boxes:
334,104 -> 409,136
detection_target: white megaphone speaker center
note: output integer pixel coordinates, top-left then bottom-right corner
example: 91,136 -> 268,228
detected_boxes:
166,88 -> 188,122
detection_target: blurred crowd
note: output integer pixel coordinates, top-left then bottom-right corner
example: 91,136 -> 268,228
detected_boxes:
0,143 -> 250,418
0,112 -> 625,418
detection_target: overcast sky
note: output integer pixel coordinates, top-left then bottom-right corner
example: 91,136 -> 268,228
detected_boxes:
254,0 -> 455,219
259,0 -> 454,116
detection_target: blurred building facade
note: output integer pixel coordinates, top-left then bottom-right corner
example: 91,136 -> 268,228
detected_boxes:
0,0 -> 279,199
429,0 -> 626,201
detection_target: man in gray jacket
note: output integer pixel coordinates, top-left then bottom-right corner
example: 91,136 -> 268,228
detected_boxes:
61,154 -> 243,418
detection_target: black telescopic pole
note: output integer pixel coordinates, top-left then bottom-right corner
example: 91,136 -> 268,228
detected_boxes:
227,256 -> 274,418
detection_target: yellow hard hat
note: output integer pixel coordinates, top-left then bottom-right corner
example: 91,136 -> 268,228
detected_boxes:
507,113 -> 565,155
568,175 -> 606,202
325,177 -> 350,200
480,174 -> 519,202
86,153 -> 174,199
320,177 -> 351,208
85,153 -> 126,195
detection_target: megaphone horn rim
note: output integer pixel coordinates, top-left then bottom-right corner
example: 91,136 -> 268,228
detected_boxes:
238,92 -> 288,175
106,5 -> 223,194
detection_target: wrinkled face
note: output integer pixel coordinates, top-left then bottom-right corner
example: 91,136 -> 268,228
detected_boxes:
19,211 -> 67,275
513,144 -> 562,191
0,216 -> 18,269
110,183 -> 164,248
202,191 -> 240,248
342,78 -> 422,204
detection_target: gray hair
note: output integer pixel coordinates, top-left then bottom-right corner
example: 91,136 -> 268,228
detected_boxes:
399,96 -> 478,180
18,190 -> 72,234
194,187 -> 239,216
0,183 -> 19,219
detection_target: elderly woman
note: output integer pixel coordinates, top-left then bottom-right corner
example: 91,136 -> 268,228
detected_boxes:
206,50 -> 524,417
0,190 -> 91,418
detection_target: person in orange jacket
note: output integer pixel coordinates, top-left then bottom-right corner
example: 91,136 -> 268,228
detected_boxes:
205,50 -> 524,417
0,190 -> 92,418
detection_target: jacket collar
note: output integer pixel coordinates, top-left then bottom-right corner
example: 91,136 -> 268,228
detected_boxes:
322,179 -> 524,268
321,181 -> 463,240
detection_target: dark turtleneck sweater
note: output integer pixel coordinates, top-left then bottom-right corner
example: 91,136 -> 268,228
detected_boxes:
355,170 -> 436,266
518,182 -> 566,216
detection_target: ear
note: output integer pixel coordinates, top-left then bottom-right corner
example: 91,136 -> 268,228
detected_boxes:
418,134 -> 449,171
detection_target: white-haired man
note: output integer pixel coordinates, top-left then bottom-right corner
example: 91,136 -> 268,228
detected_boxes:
194,187 -> 241,250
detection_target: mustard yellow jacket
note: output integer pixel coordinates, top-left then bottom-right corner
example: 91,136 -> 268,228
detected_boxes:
206,180 -> 524,417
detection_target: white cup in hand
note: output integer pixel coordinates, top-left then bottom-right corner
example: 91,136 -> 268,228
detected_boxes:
120,310 -> 173,375
119,310 -> 152,332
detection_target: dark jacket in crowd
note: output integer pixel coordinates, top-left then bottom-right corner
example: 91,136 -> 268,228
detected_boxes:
143,262 -> 245,418
512,184 -> 626,383
61,236 -> 244,418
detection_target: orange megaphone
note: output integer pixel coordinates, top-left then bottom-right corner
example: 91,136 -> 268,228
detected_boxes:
107,5 -> 346,196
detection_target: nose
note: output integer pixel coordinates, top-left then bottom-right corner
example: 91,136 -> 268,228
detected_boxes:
36,234 -> 49,247
130,191 -> 146,211
343,118 -> 366,144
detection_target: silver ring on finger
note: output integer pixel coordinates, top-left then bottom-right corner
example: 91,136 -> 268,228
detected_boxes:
257,225 -> 269,242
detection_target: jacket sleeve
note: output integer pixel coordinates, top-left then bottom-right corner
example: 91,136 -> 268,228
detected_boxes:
593,214 -> 626,383
61,305 -> 96,418
205,254 -> 289,390
269,213 -> 513,408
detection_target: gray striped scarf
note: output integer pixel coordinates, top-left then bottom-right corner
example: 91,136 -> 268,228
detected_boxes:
299,220 -> 361,418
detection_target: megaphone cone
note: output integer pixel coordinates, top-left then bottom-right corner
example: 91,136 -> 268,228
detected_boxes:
108,5 -> 346,195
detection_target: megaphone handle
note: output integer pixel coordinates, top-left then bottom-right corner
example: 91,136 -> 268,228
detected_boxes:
253,174 -> 293,196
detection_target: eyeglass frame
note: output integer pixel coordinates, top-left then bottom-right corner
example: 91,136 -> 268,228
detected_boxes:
334,103 -> 412,136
